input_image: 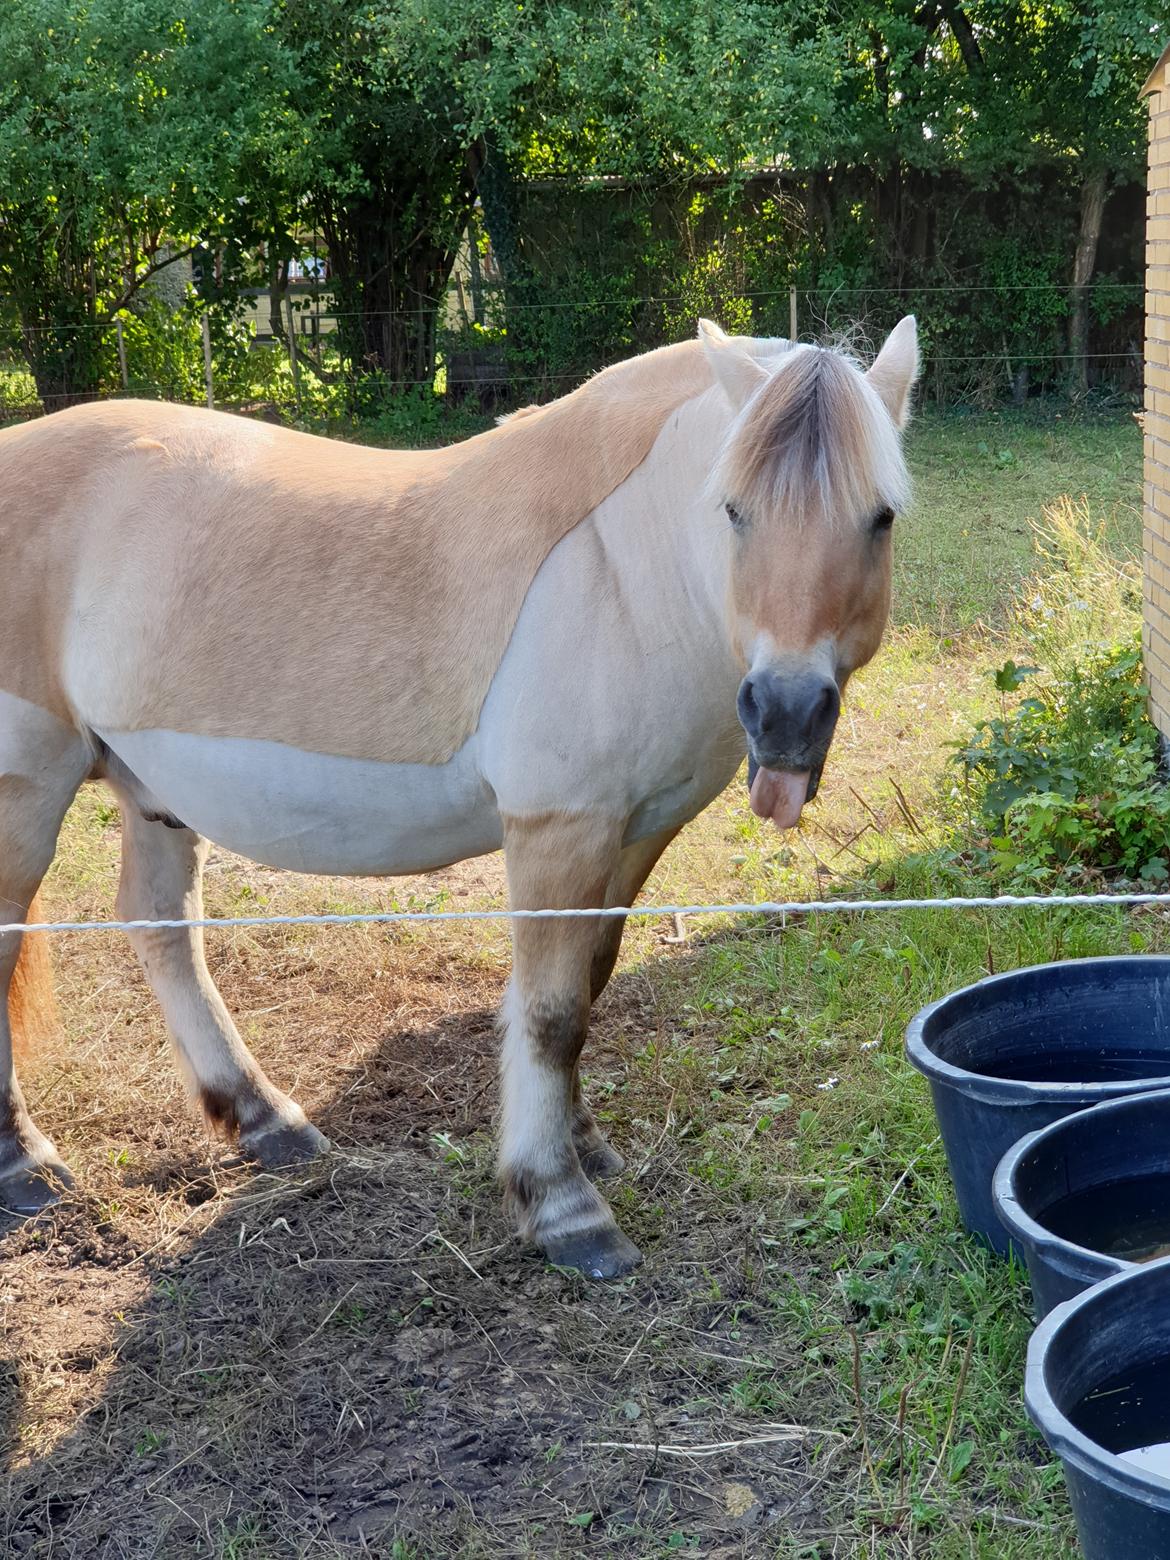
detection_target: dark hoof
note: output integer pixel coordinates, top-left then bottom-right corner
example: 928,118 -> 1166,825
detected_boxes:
241,1119 -> 330,1170
542,1224 -> 642,1280
0,1160 -> 74,1215
577,1141 -> 625,1181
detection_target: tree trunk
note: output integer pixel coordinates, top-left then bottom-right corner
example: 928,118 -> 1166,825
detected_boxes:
322,169 -> 475,399
1067,168 -> 1107,398
267,253 -> 290,346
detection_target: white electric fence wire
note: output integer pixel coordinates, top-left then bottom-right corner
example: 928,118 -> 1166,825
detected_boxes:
8,892 -> 1170,937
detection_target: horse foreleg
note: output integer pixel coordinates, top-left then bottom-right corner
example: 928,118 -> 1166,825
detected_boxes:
499,812 -> 640,1279
114,804 -> 329,1168
573,825 -> 680,1182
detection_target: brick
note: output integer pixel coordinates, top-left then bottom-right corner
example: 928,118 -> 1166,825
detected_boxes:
1148,664 -> 1170,706
1146,511 -> 1170,551
1149,621 -> 1170,672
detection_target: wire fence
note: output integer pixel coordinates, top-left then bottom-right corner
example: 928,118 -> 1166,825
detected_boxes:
9,890 -> 1170,938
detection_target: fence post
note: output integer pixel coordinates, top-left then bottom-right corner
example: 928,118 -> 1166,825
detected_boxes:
789,286 -> 798,343
115,318 -> 128,390
201,314 -> 214,409
285,296 -> 303,410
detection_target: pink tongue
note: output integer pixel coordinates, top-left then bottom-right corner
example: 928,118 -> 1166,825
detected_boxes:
749,767 -> 812,830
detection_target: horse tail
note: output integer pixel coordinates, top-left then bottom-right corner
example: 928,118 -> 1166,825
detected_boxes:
10,894 -> 58,1056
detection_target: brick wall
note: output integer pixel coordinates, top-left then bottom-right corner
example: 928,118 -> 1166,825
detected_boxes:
1146,53 -> 1170,737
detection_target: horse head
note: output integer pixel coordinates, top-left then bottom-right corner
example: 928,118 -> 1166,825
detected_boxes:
699,316 -> 919,829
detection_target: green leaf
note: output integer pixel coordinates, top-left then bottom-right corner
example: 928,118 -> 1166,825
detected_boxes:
948,1439 -> 976,1481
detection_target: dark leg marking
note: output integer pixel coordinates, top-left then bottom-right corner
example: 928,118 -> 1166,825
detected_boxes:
531,996 -> 590,1069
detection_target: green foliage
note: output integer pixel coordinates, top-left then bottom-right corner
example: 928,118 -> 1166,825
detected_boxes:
0,0 -> 1160,411
0,0 -> 293,401
956,636 -> 1170,881
951,497 -> 1166,882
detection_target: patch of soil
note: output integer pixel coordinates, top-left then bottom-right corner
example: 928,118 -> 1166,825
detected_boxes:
1,958 -> 835,1559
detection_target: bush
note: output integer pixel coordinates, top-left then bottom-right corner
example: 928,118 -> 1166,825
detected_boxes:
950,499 -> 1168,884
955,637 -> 1170,882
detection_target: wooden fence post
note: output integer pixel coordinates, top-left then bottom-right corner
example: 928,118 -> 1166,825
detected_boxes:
201,314 -> 214,409
285,296 -> 303,410
789,286 -> 798,342
115,318 -> 129,390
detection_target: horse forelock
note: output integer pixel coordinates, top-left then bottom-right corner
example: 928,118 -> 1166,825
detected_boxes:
715,344 -> 909,528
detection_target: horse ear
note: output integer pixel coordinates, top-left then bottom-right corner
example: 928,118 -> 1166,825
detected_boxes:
866,316 -> 919,429
698,318 -> 769,412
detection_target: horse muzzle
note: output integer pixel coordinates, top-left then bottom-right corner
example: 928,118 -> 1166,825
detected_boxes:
737,666 -> 839,830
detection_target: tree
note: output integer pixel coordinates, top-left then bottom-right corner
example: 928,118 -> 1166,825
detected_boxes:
0,0 -> 293,406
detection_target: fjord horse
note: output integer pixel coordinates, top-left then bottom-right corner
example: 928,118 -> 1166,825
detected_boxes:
0,318 -> 918,1277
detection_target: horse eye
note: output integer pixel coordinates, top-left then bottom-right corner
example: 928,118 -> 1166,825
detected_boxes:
873,507 -> 896,533
726,503 -> 745,529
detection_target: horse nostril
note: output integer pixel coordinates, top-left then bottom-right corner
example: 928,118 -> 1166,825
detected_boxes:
737,676 -> 759,733
811,679 -> 840,739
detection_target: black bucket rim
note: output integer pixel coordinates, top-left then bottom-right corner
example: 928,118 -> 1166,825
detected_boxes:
1026,1258 -> 1170,1503
990,1089 -> 1170,1278
906,955 -> 1170,1105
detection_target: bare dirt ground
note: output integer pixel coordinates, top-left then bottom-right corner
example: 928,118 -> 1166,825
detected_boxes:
1,877 -> 846,1558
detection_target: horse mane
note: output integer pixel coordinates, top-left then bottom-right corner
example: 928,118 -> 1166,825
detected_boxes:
716,343 -> 909,526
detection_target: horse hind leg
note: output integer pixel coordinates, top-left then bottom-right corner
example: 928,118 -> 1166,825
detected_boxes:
0,704 -> 91,1211
499,812 -> 640,1279
112,797 -> 329,1168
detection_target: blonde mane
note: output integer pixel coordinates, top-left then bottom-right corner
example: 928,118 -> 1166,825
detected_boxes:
716,344 -> 910,526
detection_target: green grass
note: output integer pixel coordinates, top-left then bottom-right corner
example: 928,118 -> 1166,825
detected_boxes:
627,891 -> 1168,1556
898,406 -> 1141,629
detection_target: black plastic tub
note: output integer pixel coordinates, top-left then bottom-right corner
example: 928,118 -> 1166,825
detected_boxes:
1027,1259 -> 1170,1559
994,1089 -> 1170,1318
905,957 -> 1170,1255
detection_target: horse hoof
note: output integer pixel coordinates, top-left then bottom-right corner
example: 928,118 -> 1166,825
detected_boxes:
0,1160 -> 74,1215
241,1119 -> 330,1170
542,1224 -> 642,1280
578,1141 -> 625,1181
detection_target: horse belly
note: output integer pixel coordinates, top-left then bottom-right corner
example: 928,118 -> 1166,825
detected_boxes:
97,728 -> 502,876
